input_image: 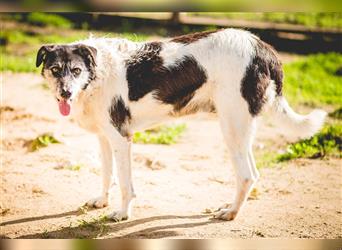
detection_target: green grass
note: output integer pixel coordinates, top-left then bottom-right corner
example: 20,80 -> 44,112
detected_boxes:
27,133 -> 60,152
277,124 -> 342,161
26,13 -> 73,29
0,29 -> 92,72
190,13 -> 342,29
0,21 -> 149,73
283,53 -> 342,107
1,50 -> 38,72
133,124 -> 187,145
256,124 -> 342,167
256,151 -> 278,169
77,215 -> 109,237
77,215 -> 108,228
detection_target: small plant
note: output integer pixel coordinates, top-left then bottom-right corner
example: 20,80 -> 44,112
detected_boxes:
277,125 -> 342,161
66,165 -> 82,171
78,215 -> 108,228
77,215 -> 109,237
256,151 -> 278,169
54,162 -> 83,171
133,123 -> 186,145
77,205 -> 89,215
27,133 -> 60,152
26,13 -> 72,29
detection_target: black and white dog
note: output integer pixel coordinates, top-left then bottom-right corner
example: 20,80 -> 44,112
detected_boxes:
36,29 -> 326,221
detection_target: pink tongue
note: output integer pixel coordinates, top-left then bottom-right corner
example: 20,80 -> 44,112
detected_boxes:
58,100 -> 71,116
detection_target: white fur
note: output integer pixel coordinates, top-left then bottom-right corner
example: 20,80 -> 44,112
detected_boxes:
46,29 -> 325,221
271,97 -> 327,138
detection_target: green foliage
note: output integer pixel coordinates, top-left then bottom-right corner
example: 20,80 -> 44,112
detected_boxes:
133,124 -> 187,145
283,53 -> 342,107
256,151 -> 278,169
118,32 -> 149,42
262,13 -> 342,28
329,107 -> 342,120
77,215 -> 109,236
191,12 -> 342,29
27,133 -> 60,152
0,30 -> 89,46
26,13 -> 72,29
0,23 -> 148,72
1,30 -> 39,45
0,50 -> 38,73
0,29 -> 90,72
277,125 -> 342,161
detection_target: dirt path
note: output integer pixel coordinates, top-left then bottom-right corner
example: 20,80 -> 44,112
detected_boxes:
1,73 -> 341,239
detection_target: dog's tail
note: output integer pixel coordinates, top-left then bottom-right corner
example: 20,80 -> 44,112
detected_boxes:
269,95 -> 327,139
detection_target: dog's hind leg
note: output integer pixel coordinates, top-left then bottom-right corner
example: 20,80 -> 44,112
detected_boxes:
213,93 -> 258,221
86,135 -> 114,208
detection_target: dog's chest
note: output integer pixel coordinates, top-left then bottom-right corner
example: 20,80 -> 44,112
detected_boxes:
72,95 -> 102,133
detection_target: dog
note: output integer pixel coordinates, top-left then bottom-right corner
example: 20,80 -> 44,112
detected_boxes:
36,28 -> 326,221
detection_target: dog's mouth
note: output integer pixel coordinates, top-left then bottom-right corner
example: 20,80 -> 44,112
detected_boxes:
56,98 -> 71,116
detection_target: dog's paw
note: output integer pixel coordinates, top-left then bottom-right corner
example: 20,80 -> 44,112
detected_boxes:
216,203 -> 232,211
86,196 -> 108,208
108,210 -> 129,222
213,208 -> 238,221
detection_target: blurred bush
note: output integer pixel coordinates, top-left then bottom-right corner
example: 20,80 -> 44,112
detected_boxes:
26,12 -> 73,28
191,12 -> 342,29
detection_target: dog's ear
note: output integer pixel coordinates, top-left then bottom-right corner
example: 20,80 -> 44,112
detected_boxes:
36,45 -> 55,67
73,44 -> 97,66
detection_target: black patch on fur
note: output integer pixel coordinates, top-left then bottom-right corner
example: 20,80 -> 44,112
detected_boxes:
241,39 -> 283,116
109,96 -> 131,136
170,30 -> 218,44
73,45 -> 97,89
126,42 -> 208,112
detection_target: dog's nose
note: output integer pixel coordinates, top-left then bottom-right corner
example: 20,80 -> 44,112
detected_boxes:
60,89 -> 72,99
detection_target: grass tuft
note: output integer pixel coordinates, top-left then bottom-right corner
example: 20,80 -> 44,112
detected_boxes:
66,165 -> 82,171
77,215 -> 109,237
256,151 -> 278,169
277,124 -> 342,161
133,124 -> 186,145
26,133 -> 60,152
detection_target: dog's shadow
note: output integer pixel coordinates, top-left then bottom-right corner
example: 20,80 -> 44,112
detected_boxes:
3,210 -> 222,239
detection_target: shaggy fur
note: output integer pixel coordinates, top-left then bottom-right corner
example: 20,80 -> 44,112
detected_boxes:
37,28 -> 326,222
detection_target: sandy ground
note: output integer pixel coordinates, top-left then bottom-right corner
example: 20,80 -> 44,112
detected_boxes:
0,72 -> 341,239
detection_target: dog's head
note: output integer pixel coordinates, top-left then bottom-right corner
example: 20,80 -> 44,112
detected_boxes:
36,44 -> 97,116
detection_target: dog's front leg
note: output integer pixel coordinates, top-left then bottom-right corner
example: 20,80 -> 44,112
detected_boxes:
104,127 -> 135,222
86,135 -> 113,208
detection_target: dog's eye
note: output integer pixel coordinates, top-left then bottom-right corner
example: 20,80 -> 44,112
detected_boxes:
72,68 -> 81,75
51,67 -> 60,73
